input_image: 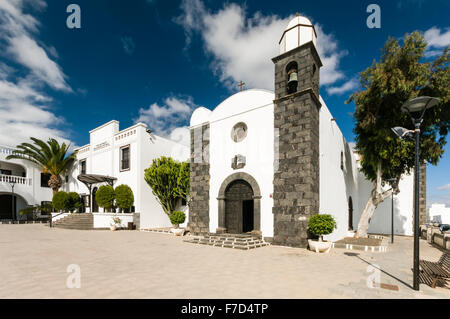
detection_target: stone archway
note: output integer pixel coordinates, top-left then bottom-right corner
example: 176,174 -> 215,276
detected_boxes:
217,172 -> 261,234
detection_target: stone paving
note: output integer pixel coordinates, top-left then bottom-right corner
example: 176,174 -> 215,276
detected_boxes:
0,224 -> 449,299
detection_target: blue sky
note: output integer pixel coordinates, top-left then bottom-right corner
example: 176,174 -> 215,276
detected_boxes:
0,0 -> 449,205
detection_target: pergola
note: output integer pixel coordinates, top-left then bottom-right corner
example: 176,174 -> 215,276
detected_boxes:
77,174 -> 117,212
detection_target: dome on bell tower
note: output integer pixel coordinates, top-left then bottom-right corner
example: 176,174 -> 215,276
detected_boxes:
279,14 -> 317,54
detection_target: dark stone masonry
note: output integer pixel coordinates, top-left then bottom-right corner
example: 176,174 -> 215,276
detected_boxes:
272,41 -> 322,248
188,123 -> 210,235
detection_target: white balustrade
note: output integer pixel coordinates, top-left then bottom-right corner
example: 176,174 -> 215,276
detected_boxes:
0,145 -> 15,155
0,174 -> 31,185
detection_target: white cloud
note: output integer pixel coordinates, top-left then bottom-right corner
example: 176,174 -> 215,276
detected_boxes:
423,27 -> 450,58
437,184 -> 450,191
424,27 -> 450,48
175,0 -> 348,91
169,126 -> 190,147
0,0 -> 71,92
0,77 -> 71,147
135,96 -> 198,146
326,78 -> 358,96
0,0 -> 73,147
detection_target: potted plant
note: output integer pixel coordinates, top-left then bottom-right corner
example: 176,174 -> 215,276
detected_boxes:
110,217 -> 121,231
307,214 -> 337,253
169,211 -> 186,236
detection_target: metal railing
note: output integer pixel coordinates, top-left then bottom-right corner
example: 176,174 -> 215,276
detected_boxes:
0,174 -> 32,185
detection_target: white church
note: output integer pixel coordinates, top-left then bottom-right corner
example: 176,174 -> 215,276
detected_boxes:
187,15 -> 417,246
0,15 -> 421,245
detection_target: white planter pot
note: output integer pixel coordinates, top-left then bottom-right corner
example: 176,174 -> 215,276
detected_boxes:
171,228 -> 185,236
308,239 -> 332,253
110,224 -> 117,231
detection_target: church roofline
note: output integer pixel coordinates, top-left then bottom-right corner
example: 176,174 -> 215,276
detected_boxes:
189,89 -> 275,129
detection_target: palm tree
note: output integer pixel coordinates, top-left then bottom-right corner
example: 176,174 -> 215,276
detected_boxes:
6,138 -> 77,194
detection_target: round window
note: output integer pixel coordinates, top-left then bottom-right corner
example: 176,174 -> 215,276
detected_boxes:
231,122 -> 248,142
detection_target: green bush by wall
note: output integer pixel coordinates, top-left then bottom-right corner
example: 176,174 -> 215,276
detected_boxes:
115,184 -> 134,211
95,185 -> 115,209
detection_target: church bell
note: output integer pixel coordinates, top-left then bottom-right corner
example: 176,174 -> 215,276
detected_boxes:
288,70 -> 298,84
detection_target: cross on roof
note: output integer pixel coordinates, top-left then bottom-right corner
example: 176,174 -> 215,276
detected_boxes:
237,81 -> 245,92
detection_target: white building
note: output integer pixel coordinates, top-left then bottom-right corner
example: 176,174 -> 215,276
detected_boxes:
63,120 -> 189,229
187,15 -> 416,245
0,145 -> 53,220
428,204 -> 450,224
0,120 -> 190,230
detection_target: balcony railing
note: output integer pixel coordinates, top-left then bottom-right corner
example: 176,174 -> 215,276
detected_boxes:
0,174 -> 32,185
0,145 -> 15,155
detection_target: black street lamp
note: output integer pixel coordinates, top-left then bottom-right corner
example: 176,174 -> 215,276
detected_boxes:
391,96 -> 440,291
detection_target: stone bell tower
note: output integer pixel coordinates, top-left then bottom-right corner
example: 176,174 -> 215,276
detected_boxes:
272,15 -> 322,248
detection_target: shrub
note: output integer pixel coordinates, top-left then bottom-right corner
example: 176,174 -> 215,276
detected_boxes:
95,185 -> 115,210
144,157 -> 189,218
52,191 -> 69,211
115,184 -> 134,211
308,214 -> 337,241
170,210 -> 186,227
67,192 -> 82,213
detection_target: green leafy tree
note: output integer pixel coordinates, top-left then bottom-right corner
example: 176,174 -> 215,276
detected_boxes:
347,32 -> 449,237
308,214 -> 337,241
52,191 -> 69,212
95,185 -> 115,211
67,192 -> 82,213
115,184 -> 134,212
144,157 -> 190,218
6,138 -> 76,194
176,161 -> 190,201
170,210 -> 186,228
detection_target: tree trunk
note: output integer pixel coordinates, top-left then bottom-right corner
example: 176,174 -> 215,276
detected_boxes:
356,164 -> 394,238
48,174 -> 62,194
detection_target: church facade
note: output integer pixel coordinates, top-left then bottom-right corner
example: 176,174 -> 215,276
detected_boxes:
187,15 -> 420,247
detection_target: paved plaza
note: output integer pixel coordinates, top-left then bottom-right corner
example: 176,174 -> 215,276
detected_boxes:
0,224 -> 449,299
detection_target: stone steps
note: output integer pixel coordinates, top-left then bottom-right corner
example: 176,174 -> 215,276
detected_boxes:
184,233 -> 270,250
52,213 -> 93,230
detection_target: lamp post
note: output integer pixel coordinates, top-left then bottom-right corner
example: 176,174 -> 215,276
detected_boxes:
391,96 -> 440,291
9,179 -> 16,221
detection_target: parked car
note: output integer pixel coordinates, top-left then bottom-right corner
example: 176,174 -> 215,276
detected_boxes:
439,224 -> 450,233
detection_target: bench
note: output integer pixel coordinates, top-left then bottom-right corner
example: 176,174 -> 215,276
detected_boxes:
418,253 -> 450,288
